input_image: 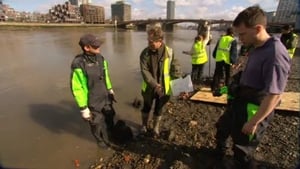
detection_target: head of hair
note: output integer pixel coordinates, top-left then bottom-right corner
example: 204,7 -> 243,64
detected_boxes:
282,24 -> 293,31
194,36 -> 201,42
147,26 -> 164,41
226,27 -> 234,35
233,5 -> 267,28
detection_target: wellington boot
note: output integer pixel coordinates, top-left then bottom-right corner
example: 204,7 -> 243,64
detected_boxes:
153,116 -> 162,137
140,113 -> 149,133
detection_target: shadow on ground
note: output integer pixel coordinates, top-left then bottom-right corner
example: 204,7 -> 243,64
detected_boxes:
29,100 -> 94,142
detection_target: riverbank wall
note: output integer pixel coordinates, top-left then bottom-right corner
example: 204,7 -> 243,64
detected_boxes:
0,22 -> 115,29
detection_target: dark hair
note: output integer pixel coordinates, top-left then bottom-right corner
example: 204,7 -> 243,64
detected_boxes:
226,27 -> 233,35
194,36 -> 201,42
282,24 -> 292,31
233,5 -> 267,28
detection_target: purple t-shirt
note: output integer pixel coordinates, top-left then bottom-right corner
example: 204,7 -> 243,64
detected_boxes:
240,37 -> 291,94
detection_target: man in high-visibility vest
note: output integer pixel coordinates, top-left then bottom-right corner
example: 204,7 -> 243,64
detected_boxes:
280,24 -> 298,58
211,27 -> 238,93
139,26 -> 175,137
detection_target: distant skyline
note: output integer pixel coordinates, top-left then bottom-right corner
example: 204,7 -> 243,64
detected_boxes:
3,0 -> 279,20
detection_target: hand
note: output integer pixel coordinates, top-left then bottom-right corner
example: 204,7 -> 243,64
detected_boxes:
182,51 -> 190,55
207,25 -> 211,31
108,93 -> 117,103
154,84 -> 164,98
242,121 -> 258,135
80,108 -> 91,121
108,89 -> 117,103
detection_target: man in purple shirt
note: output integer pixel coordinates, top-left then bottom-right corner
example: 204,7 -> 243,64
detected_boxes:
214,5 -> 291,169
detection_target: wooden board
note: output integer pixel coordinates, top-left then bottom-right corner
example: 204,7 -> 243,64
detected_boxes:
190,88 -> 300,112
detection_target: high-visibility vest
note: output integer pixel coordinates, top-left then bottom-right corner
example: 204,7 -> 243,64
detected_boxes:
215,35 -> 234,64
141,46 -> 173,95
287,33 -> 298,58
191,40 -> 208,64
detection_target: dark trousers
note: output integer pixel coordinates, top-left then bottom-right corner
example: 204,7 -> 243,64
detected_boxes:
216,99 -> 274,168
141,92 -> 170,116
89,104 -> 115,144
191,64 -> 205,84
212,61 -> 231,91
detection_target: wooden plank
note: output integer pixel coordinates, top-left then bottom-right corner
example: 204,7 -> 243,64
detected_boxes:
190,88 -> 300,112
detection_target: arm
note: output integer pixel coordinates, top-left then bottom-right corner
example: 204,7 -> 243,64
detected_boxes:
242,94 -> 281,135
286,34 -> 298,49
230,39 -> 238,64
242,48 -> 291,135
103,60 -> 113,91
203,25 -> 211,46
140,49 -> 158,88
212,40 -> 219,59
71,67 -> 88,109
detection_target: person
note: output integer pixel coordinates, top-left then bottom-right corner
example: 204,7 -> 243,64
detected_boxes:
139,26 -> 175,137
182,25 -> 211,86
214,5 -> 291,169
211,27 -> 238,93
280,24 -> 298,58
70,34 -> 117,148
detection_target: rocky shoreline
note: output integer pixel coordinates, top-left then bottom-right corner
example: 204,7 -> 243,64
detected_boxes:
88,56 -> 300,169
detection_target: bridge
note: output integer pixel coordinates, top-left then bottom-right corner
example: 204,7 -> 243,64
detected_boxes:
117,19 -> 295,33
117,19 -> 232,31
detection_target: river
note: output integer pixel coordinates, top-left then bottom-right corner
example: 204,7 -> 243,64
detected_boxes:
0,27 -> 223,169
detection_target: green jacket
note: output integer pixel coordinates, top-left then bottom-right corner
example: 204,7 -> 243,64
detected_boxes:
70,53 -> 113,111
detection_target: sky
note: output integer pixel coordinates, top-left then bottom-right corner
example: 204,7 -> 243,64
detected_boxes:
3,0 -> 280,20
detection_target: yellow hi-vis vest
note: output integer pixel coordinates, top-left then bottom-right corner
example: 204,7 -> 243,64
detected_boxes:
191,40 -> 208,64
215,35 -> 234,64
141,46 -> 173,95
287,33 -> 298,58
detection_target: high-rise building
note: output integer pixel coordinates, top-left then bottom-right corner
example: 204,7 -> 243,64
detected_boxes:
274,0 -> 297,23
296,0 -> 300,30
111,1 -> 131,22
0,0 -> 3,5
265,11 -> 276,23
80,4 -> 104,23
70,0 -> 92,6
167,0 -> 175,19
69,0 -> 78,6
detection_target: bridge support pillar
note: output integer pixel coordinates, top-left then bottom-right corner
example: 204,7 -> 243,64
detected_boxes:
137,25 -> 147,31
163,23 -> 174,32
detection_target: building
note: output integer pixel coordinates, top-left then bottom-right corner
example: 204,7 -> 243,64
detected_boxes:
80,4 -> 104,23
274,0 -> 297,23
69,0 -> 92,6
0,0 -> 2,5
69,0 -> 79,6
265,11 -> 276,23
111,1 -> 131,22
167,0 -> 175,19
296,0 -> 300,31
49,1 -> 82,23
81,0 -> 92,5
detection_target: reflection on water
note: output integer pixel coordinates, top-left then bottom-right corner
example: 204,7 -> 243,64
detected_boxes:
0,28 -> 225,168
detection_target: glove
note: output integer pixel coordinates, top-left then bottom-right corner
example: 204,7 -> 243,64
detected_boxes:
108,89 -> 117,103
80,107 -> 91,120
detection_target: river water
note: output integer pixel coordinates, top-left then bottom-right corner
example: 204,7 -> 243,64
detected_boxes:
0,28 -> 223,168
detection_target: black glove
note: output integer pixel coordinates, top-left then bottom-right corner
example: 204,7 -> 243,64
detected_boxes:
108,93 -> 117,103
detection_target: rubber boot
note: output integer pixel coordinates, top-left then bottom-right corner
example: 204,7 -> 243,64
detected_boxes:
140,112 -> 149,133
153,116 -> 162,137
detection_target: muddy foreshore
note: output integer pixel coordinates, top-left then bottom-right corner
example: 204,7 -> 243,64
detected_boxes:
88,55 -> 300,169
